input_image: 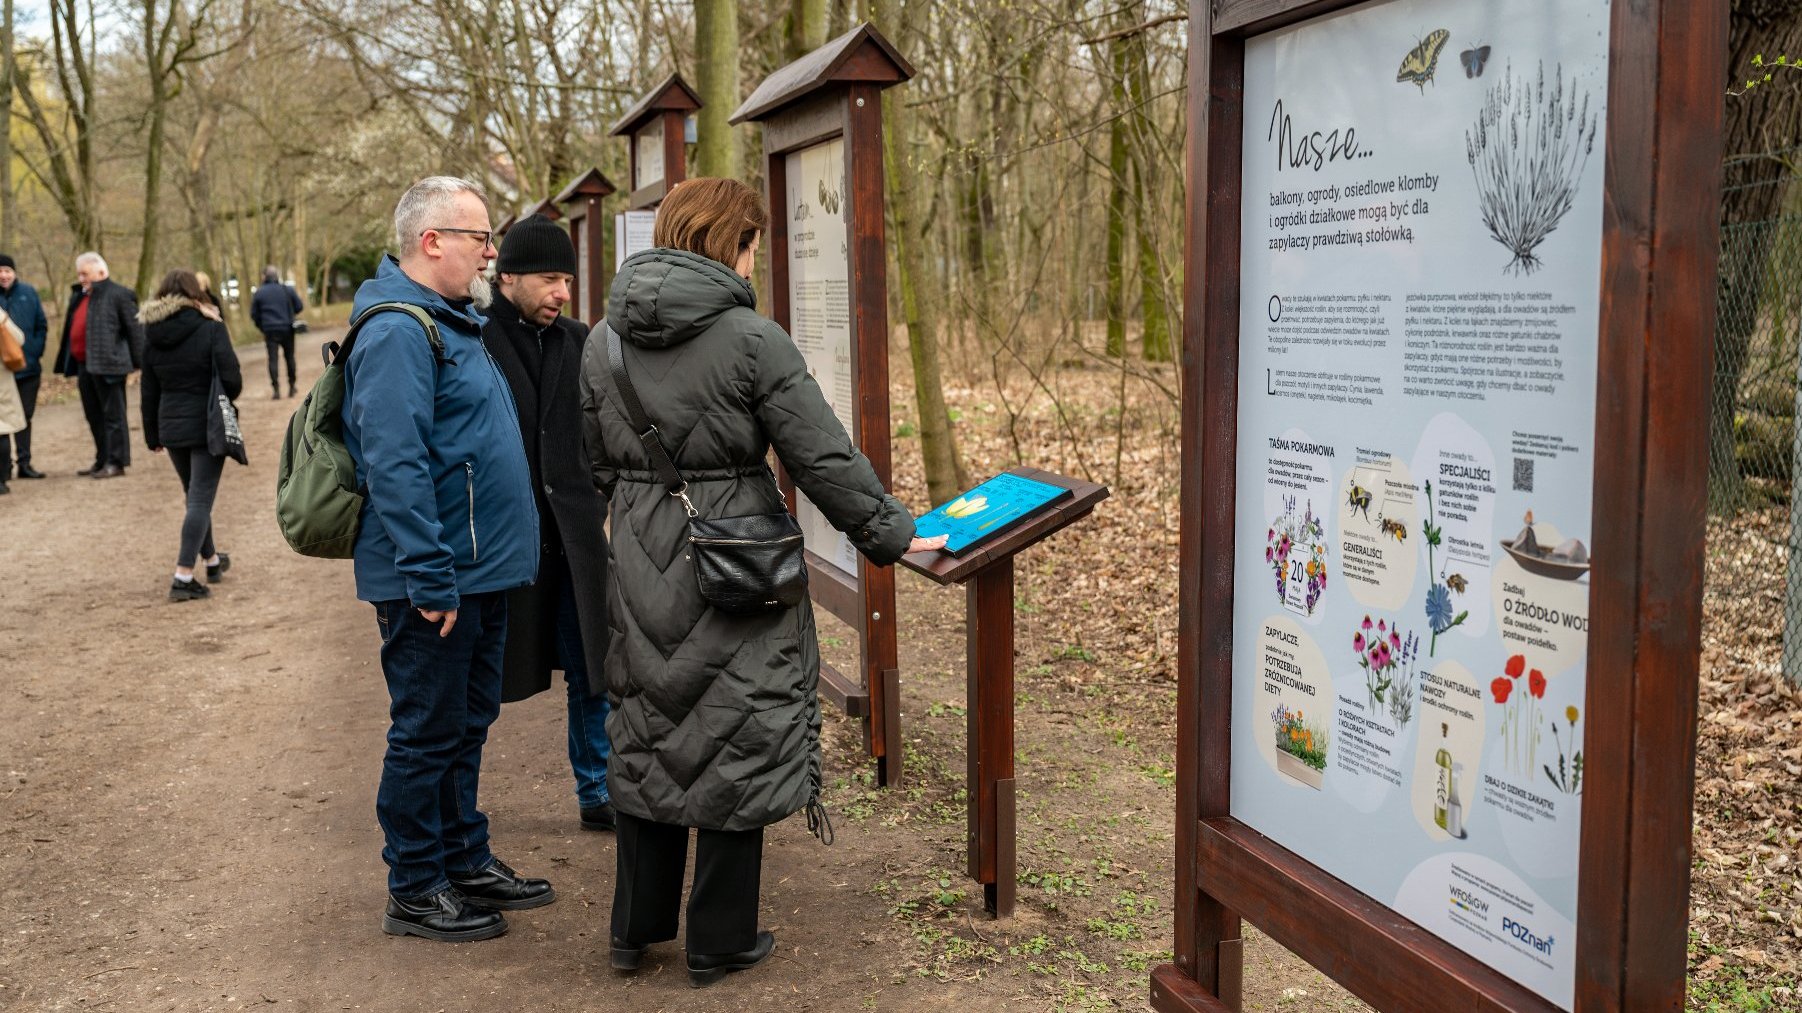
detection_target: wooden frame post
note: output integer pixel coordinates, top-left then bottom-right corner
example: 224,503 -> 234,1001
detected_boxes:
1155,2 -> 1724,1012
731,23 -> 915,786
552,167 -> 617,326
610,73 -> 700,211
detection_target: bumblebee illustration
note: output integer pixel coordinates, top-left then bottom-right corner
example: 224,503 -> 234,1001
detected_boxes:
1379,517 -> 1408,543
1445,573 -> 1469,594
1346,483 -> 1373,522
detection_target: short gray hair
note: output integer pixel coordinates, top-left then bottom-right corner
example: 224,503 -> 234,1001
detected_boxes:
75,251 -> 107,275
393,176 -> 489,255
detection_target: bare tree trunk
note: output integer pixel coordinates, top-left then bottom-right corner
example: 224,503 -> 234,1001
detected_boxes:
694,0 -> 740,178
1125,11 -> 1172,361
873,0 -> 965,504
787,0 -> 826,60
1715,0 -> 1802,512
1,0 -> 14,252
1104,29 -> 1129,357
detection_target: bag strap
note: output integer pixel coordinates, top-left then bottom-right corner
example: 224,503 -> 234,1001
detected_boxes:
598,321 -> 696,517
322,302 -> 449,369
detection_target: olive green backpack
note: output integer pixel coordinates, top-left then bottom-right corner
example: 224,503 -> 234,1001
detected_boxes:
275,302 -> 445,558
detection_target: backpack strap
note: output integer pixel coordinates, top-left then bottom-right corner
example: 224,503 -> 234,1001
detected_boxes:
321,302 -> 451,368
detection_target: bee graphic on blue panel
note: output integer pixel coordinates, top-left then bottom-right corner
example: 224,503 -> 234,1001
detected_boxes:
1397,29 -> 1451,93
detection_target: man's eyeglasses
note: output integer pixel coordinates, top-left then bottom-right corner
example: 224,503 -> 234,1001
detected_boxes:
423,226 -> 496,249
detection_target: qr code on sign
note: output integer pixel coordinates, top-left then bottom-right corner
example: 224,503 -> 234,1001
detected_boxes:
1513,457 -> 1534,492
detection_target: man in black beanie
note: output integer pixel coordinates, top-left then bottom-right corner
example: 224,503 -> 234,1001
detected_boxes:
479,214 -> 616,832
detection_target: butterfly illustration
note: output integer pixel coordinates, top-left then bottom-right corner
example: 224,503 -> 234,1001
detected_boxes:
1461,44 -> 1492,78
1397,29 -> 1451,93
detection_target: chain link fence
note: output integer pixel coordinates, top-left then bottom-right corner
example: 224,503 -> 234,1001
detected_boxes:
1710,167 -> 1801,686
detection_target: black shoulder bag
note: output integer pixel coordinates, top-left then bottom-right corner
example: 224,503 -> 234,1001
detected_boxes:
601,323 -> 808,615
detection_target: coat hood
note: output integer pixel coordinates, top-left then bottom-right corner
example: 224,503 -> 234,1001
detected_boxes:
605,248 -> 756,350
351,254 -> 487,331
139,296 -> 212,348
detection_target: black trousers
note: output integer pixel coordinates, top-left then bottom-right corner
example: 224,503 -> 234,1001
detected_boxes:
166,447 -> 223,567
77,366 -> 130,468
611,809 -> 762,956
0,372 -> 39,476
263,330 -> 296,388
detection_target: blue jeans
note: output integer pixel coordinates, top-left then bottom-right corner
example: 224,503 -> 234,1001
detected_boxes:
554,565 -> 611,807
372,592 -> 506,899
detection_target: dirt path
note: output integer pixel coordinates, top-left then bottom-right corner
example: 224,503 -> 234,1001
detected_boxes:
0,334 -> 1354,1012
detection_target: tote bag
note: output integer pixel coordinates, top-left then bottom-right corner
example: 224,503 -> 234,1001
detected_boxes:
207,370 -> 248,465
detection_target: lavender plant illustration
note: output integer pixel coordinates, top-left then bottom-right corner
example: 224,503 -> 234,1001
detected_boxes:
1464,62 -> 1598,276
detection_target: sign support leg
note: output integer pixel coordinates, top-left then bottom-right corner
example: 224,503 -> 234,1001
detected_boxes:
966,559 -> 1016,918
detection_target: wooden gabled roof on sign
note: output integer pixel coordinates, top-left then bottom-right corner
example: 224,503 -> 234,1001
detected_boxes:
728,22 -> 915,124
608,73 -> 702,137
519,196 -> 561,222
553,166 -> 617,204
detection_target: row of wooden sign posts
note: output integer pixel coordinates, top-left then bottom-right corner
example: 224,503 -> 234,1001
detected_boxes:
509,4 -> 1725,1011
504,23 -> 1104,923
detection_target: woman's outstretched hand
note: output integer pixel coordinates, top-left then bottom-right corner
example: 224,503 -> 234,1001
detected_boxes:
907,534 -> 949,554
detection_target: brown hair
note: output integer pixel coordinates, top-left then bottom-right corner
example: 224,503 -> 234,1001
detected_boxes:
154,268 -> 208,304
653,177 -> 768,268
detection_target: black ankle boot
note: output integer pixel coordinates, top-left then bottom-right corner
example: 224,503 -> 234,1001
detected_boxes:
688,930 -> 775,987
381,887 -> 507,942
610,936 -> 648,972
448,857 -> 554,910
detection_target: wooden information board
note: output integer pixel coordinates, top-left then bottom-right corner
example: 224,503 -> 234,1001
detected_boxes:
1154,2 -> 1723,1011
552,167 -> 616,326
730,23 -> 915,784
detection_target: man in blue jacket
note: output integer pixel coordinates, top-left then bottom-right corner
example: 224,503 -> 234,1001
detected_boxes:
0,254 -> 48,487
250,266 -> 304,399
343,175 -> 547,942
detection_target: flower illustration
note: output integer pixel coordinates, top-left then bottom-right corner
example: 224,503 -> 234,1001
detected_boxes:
1529,669 -> 1547,699
1565,705 -> 1579,724
1506,654 -> 1526,679
1493,654 -> 1546,778
1426,584 -> 1454,630
1491,677 -> 1513,704
1546,705 -> 1584,794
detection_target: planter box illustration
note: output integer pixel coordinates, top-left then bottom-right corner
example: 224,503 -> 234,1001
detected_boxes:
1277,748 -> 1324,790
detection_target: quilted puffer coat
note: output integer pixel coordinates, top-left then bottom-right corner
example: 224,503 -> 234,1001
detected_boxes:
579,248 -> 914,831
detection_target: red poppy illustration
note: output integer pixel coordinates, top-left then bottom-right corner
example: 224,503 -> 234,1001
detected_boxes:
1529,669 -> 1547,699
1491,677 -> 1513,704
1505,654 -> 1526,679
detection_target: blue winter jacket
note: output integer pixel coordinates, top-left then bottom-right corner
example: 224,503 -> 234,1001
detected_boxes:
341,256 -> 539,611
0,280 -> 49,379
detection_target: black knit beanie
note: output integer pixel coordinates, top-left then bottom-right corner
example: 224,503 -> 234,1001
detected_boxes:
497,214 -> 577,276
0,254 -> 14,270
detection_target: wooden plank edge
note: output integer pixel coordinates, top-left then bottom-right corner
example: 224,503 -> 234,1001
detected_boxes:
1150,964 -> 1235,1013
818,661 -> 871,717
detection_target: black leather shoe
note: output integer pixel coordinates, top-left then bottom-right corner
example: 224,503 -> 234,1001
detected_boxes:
580,801 -> 616,832
207,553 -> 231,582
448,858 -> 554,910
92,464 -> 124,479
381,887 -> 507,942
610,936 -> 647,972
0,480 -> 9,495
76,463 -> 102,477
688,930 -> 775,987
16,465 -> 44,479
168,578 -> 210,602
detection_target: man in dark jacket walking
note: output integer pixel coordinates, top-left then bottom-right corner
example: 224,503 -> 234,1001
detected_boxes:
54,252 -> 143,478
479,215 -> 614,833
344,176 -> 548,943
250,267 -> 304,399
0,254 -> 49,487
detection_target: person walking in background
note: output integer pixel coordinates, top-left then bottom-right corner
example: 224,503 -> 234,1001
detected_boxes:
579,178 -> 945,987
54,252 -> 143,479
479,215 -> 614,833
0,254 -> 49,486
251,265 -> 304,399
345,176 -> 547,943
139,270 -> 241,602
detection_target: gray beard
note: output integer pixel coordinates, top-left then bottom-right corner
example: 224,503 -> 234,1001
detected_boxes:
468,273 -> 493,309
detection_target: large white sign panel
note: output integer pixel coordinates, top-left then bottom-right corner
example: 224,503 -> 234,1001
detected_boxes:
1227,2 -> 1610,1007
785,137 -> 858,577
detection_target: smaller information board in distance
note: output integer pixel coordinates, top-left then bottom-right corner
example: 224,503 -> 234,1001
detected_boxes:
914,473 -> 1073,556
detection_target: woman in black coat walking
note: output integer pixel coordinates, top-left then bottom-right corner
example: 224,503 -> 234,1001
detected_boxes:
580,179 -> 945,986
140,269 -> 242,602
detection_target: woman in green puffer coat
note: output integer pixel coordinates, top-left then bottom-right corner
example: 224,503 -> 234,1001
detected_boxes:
579,178 -> 944,986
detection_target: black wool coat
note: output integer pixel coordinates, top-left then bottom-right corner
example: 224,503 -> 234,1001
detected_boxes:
139,296 -> 242,449
480,294 -> 610,702
580,249 -> 915,832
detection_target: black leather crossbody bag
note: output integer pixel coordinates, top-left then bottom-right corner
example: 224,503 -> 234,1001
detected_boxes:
601,323 -> 808,615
